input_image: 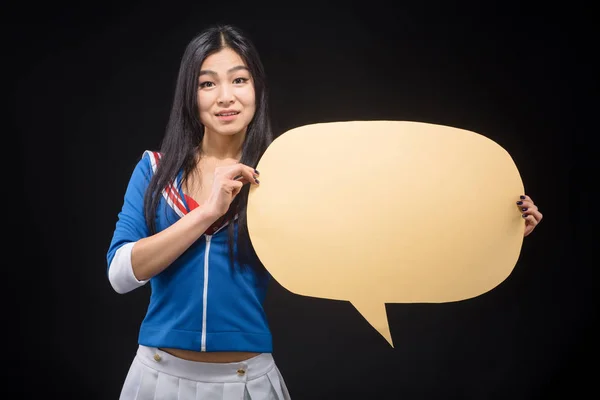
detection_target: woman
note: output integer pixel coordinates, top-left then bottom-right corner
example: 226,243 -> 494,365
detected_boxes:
106,23 -> 543,399
106,24 -> 290,399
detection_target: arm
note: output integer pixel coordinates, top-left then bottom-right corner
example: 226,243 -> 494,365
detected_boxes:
130,206 -> 219,281
131,161 -> 259,280
106,153 -> 258,293
107,202 -> 220,294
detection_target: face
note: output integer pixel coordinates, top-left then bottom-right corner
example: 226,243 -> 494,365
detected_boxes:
197,47 -> 256,138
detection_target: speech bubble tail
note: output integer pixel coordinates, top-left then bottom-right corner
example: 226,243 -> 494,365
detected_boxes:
350,300 -> 394,348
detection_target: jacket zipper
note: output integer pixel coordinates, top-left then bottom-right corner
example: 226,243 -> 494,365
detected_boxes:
201,234 -> 211,351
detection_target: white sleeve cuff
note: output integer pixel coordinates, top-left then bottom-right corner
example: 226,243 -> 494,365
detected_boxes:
108,242 -> 148,294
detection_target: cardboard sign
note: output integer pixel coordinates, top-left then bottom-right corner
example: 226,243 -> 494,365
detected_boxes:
247,121 -> 525,347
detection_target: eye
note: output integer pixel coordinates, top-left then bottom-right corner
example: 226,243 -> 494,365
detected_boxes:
233,77 -> 249,84
199,81 -> 214,88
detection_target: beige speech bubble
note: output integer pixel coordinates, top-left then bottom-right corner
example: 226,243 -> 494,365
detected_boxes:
247,120 -> 525,347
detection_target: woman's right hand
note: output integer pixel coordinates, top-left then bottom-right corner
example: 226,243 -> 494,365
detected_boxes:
205,162 -> 260,218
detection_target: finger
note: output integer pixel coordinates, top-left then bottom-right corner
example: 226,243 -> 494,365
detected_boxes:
232,175 -> 260,187
524,220 -> 537,237
516,197 -> 536,208
520,204 -> 542,222
230,180 -> 244,196
522,213 -> 539,235
233,175 -> 251,185
524,224 -> 535,237
222,163 -> 259,182
529,208 -> 543,223
517,200 -> 536,209
517,204 -> 538,215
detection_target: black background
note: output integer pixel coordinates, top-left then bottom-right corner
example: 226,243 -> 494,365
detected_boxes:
10,1 -> 593,399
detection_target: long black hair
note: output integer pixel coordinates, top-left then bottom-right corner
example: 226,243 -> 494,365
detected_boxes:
143,24 -> 272,272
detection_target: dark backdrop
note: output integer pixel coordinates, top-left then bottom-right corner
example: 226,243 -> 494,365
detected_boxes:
10,2 -> 593,399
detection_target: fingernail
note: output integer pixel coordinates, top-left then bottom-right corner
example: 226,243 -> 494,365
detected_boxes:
254,169 -> 260,175
516,201 -> 523,205
522,214 -> 527,218
522,207 -> 528,211
520,195 -> 526,199
255,179 -> 260,184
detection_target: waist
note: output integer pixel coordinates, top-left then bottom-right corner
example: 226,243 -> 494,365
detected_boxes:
160,347 -> 260,362
136,345 -> 275,383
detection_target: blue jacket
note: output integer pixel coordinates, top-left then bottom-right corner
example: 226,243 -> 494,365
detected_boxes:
106,150 -> 273,353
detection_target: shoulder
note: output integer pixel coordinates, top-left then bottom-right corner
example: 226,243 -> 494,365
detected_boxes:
125,150 -> 163,185
140,150 -> 163,172
131,150 -> 164,176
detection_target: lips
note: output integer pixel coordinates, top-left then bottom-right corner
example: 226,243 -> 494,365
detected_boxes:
215,110 -> 240,116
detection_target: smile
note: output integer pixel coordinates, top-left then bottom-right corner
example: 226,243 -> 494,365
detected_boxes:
214,111 -> 240,122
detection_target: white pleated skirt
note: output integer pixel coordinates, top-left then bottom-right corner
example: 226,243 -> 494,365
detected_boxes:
119,345 -> 292,400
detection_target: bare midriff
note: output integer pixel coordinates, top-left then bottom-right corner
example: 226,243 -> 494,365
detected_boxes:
160,348 -> 260,363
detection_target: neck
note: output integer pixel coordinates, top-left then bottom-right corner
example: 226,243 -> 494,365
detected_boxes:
201,129 -> 245,160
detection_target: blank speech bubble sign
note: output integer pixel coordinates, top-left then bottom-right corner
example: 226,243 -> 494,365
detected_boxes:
247,120 -> 525,347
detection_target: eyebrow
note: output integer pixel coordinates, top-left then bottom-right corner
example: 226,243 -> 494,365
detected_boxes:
199,65 -> 249,76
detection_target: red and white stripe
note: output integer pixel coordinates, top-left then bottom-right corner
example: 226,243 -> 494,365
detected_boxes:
145,151 -> 188,217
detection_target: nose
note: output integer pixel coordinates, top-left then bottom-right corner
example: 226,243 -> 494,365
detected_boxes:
217,84 -> 235,106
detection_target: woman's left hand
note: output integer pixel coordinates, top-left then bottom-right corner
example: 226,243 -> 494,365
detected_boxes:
517,194 -> 543,237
